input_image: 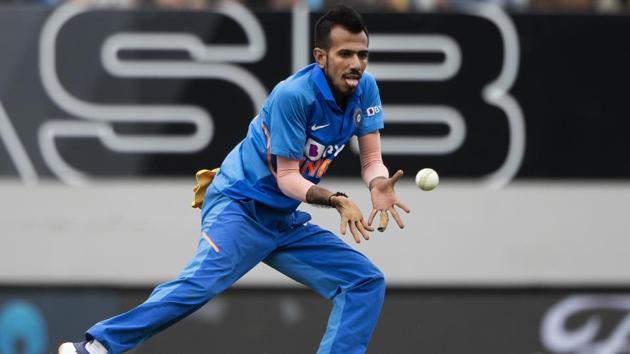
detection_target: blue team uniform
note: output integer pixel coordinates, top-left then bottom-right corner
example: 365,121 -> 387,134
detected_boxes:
86,64 -> 386,354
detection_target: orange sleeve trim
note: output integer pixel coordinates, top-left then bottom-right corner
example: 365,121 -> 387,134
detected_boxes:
202,232 -> 220,253
260,122 -> 278,180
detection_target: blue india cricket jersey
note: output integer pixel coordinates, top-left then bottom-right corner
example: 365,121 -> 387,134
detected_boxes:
211,63 -> 384,212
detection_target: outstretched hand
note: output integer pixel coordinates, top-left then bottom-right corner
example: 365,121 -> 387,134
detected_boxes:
331,195 -> 374,243
368,170 -> 411,232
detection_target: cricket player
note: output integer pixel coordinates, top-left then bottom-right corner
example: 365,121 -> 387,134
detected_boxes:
59,5 -> 409,354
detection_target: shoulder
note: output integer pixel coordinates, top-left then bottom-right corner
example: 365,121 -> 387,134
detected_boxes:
359,71 -> 380,100
272,76 -> 316,108
360,71 -> 378,89
359,71 -> 381,104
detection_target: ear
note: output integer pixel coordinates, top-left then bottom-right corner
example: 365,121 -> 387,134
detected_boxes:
313,48 -> 326,69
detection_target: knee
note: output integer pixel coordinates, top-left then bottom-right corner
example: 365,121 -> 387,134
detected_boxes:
371,269 -> 386,299
340,268 -> 385,310
357,266 -> 386,299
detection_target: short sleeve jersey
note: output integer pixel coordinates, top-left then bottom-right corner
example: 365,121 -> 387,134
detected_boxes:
211,63 -> 384,213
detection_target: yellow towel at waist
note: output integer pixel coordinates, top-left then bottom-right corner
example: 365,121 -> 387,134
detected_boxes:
191,168 -> 220,209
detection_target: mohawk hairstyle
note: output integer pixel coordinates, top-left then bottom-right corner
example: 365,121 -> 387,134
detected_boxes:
314,5 -> 369,50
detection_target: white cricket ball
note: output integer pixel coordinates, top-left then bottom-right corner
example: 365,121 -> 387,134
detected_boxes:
415,168 -> 439,191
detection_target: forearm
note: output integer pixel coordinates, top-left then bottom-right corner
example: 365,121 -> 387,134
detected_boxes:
359,132 -> 389,186
277,157 -> 314,202
306,184 -> 339,207
277,156 -> 344,207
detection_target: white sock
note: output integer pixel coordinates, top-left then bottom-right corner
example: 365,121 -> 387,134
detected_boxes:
85,339 -> 108,354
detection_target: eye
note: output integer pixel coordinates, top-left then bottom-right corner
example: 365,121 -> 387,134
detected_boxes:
358,51 -> 369,60
338,50 -> 352,57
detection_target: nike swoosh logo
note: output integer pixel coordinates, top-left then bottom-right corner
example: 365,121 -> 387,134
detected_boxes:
311,123 -> 330,131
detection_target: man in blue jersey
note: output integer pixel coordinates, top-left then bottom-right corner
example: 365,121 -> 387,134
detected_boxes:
60,5 -> 409,354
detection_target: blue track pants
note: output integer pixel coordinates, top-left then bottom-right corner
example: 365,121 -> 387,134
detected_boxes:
86,186 -> 385,354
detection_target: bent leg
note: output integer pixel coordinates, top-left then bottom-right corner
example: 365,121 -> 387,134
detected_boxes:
87,197 -> 276,354
264,223 -> 385,354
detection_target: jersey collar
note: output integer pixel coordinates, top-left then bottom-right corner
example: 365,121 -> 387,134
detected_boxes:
310,64 -> 363,111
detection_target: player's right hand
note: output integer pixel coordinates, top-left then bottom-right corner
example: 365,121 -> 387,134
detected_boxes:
331,195 -> 374,243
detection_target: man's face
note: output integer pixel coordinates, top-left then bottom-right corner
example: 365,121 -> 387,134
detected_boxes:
314,25 -> 369,98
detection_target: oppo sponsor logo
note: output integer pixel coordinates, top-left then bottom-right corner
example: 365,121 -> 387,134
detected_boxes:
541,295 -> 630,354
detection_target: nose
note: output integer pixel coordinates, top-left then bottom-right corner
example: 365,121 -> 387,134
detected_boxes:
349,53 -> 361,70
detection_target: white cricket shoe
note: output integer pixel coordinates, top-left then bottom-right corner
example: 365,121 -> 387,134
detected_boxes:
58,340 -> 108,354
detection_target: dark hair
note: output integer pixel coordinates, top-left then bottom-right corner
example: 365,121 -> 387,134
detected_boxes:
314,5 -> 368,50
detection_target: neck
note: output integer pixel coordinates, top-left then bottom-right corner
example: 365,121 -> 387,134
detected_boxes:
334,91 -> 348,110
325,76 -> 348,110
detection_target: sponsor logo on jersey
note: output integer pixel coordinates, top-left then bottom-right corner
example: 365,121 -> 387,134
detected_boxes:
366,105 -> 382,117
304,138 -> 325,161
301,138 -> 345,178
311,123 -> 330,131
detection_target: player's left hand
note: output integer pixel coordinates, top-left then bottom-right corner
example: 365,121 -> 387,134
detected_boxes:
368,170 -> 410,232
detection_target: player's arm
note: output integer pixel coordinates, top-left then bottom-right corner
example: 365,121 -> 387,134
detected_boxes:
276,156 -> 373,243
358,131 -> 410,232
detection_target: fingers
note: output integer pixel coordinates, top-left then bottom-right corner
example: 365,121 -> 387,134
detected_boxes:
356,221 -> 370,240
367,208 -> 378,226
395,200 -> 411,213
389,206 -> 405,229
362,218 -> 374,232
377,210 -> 389,232
337,200 -> 374,242
340,216 -> 348,235
389,170 -> 404,184
349,221 -> 362,243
